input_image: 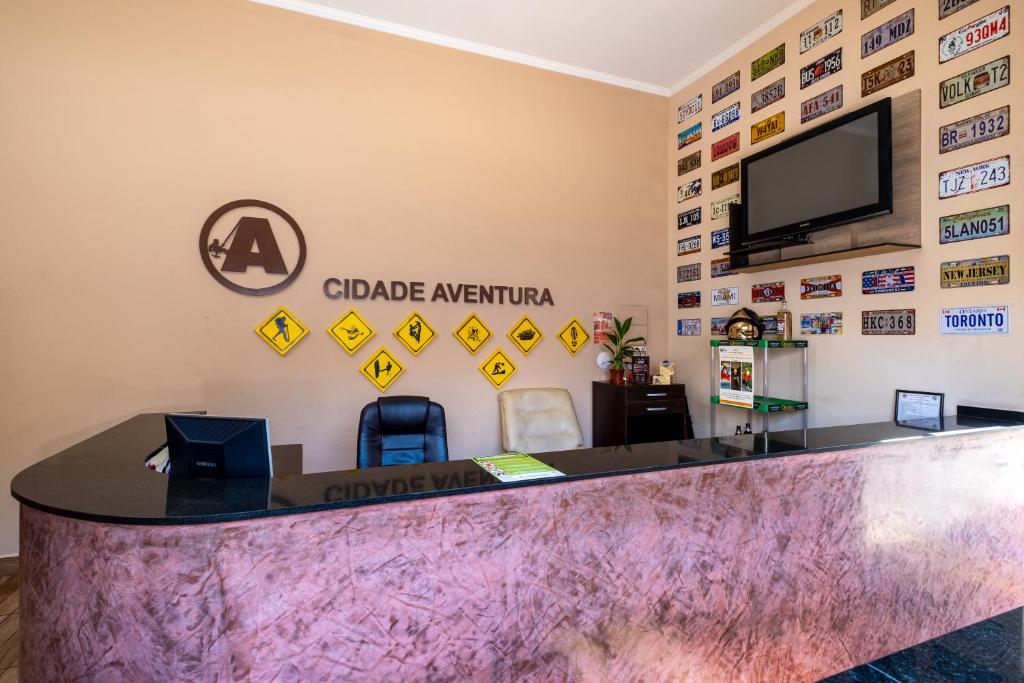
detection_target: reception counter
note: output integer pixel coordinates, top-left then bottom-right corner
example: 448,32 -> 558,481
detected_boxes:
12,413 -> 1024,681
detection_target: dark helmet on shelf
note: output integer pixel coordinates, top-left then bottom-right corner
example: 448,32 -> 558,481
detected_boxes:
727,307 -> 764,340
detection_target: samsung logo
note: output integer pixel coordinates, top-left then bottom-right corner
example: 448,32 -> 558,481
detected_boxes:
196,460 -> 217,468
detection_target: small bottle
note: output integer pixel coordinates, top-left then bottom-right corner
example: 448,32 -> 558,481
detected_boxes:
743,423 -> 752,434
777,300 -> 793,340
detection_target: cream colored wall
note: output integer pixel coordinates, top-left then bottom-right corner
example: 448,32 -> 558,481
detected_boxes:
0,0 -> 668,554
668,0 -> 1023,436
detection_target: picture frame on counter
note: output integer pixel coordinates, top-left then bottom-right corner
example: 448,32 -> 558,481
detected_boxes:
894,389 -> 945,431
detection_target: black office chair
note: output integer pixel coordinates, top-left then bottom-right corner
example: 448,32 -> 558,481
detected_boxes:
357,396 -> 449,468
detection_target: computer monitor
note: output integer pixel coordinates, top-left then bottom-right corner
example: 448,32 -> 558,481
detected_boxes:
165,414 -> 273,478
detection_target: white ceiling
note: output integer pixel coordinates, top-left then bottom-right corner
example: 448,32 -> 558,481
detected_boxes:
252,0 -> 817,95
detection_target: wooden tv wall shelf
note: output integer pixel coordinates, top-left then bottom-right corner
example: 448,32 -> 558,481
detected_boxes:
733,90 -> 921,273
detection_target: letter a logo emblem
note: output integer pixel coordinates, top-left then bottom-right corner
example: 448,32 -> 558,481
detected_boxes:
200,200 -> 307,296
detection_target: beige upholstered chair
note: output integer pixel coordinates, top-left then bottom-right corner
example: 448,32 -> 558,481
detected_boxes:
498,388 -> 584,454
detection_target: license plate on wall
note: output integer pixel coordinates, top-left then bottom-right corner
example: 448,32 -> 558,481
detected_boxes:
861,51 -> 915,96
940,255 -> 1009,288
751,78 -> 785,114
712,287 -> 739,306
678,94 -> 703,124
939,305 -> 1009,335
678,150 -> 701,176
711,227 -> 730,249
712,71 -> 741,103
678,122 -> 702,150
861,9 -> 914,59
711,194 -> 739,221
711,163 -> 740,190
801,10 -> 843,53
711,257 -> 735,278
801,85 -> 843,124
801,312 -> 842,335
711,132 -> 741,161
939,156 -> 1010,198
862,0 -> 899,20
939,105 -> 1009,154
862,309 -> 915,335
678,319 -> 702,336
752,44 -> 786,81
940,205 -> 1010,244
862,266 -> 915,294
940,56 -> 1010,109
752,281 -> 785,303
677,178 -> 702,203
677,263 -> 701,283
800,48 -> 842,89
939,6 -> 1010,63
678,290 -> 701,308
800,274 -> 843,299
678,207 -> 702,229
711,317 -> 729,336
712,102 -> 741,132
940,0 -> 981,20
751,111 -> 785,144
677,235 -> 701,256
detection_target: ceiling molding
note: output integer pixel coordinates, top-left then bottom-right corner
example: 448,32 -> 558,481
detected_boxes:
667,0 -> 818,95
250,0 -> 672,95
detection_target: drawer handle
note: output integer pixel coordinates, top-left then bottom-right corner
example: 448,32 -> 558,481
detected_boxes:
646,407 -> 668,412
645,392 -> 668,398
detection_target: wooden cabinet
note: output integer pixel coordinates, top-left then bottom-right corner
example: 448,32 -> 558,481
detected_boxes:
592,382 -> 692,447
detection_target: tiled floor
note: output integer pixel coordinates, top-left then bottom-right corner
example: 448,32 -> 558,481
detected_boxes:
822,607 -> 1024,682
0,575 -> 18,682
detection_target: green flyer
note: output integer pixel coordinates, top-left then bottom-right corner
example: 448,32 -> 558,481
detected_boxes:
472,453 -> 565,483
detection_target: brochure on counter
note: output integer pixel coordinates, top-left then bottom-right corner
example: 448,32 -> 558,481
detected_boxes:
472,453 -> 565,483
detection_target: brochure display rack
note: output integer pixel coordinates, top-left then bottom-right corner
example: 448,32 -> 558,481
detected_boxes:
710,339 -> 808,435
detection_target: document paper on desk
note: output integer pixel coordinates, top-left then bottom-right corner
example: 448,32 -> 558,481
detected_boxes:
473,453 -> 565,483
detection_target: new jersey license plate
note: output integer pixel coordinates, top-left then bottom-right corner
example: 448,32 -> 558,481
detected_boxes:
939,156 -> 1010,198
940,255 -> 1009,288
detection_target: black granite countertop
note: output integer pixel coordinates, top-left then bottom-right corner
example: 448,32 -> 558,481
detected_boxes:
10,412 -> 1023,525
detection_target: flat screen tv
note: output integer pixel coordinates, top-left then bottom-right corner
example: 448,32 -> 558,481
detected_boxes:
739,98 -> 892,245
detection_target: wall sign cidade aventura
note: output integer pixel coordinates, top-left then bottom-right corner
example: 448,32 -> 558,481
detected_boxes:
324,278 -> 554,306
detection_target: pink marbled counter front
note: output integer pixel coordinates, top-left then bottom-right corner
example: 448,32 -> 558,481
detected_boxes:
20,428 -> 1024,682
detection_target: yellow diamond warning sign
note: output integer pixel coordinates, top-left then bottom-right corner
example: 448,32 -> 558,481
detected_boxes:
360,347 -> 405,392
327,309 -> 375,355
557,317 -> 590,355
453,313 -> 492,355
479,348 -> 517,389
393,311 -> 437,356
255,306 -> 309,356
507,315 -> 543,355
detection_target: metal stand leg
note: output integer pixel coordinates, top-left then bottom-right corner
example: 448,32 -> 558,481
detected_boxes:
710,344 -> 716,438
762,344 -> 769,434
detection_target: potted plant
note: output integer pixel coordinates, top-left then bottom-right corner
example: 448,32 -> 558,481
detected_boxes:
602,316 -> 645,385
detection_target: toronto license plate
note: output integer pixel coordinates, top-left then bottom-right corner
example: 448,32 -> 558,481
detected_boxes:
939,56 -> 1010,109
939,6 -> 1010,64
939,105 -> 1009,154
939,156 -> 1010,198
862,309 -> 915,335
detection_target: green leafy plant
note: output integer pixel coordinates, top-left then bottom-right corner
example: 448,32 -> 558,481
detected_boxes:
602,317 -> 646,370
